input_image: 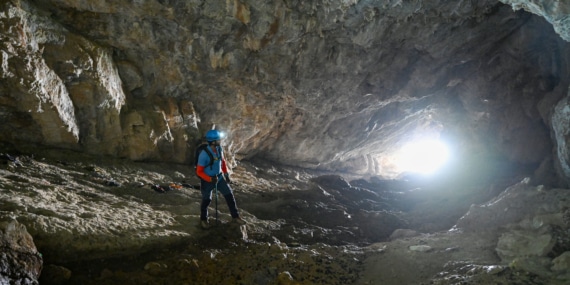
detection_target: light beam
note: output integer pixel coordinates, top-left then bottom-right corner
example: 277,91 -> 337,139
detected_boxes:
396,139 -> 450,175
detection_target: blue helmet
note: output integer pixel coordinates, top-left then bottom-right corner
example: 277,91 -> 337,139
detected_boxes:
205,130 -> 222,142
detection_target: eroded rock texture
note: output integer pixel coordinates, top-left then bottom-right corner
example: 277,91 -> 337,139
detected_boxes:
0,152 -> 568,284
3,1 -> 570,284
0,218 -> 42,285
0,0 -> 569,183
500,0 -> 570,41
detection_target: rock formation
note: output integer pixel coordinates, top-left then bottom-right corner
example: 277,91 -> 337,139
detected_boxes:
2,0 -> 570,284
1,0 -> 570,182
0,152 -> 568,284
0,218 -> 42,284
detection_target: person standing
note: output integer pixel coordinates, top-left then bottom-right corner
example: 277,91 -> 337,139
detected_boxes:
195,129 -> 246,229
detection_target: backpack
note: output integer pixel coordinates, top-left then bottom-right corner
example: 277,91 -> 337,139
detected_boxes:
194,142 -> 221,170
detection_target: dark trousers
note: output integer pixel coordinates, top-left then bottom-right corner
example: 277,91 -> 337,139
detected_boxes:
200,177 -> 239,220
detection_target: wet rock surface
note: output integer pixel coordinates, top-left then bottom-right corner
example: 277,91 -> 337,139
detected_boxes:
0,150 -> 569,284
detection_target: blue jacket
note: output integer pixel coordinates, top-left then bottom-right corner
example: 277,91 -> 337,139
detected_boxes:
197,145 -> 222,177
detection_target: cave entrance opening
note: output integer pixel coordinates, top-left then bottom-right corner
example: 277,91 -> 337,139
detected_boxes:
394,138 -> 450,176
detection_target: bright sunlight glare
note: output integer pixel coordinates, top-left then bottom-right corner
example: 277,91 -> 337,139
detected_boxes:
396,139 -> 450,175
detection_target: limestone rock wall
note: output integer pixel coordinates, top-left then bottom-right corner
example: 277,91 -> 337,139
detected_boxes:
1,0 -> 570,181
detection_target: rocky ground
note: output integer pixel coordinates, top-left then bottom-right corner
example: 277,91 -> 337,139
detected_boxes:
1,149 -> 569,285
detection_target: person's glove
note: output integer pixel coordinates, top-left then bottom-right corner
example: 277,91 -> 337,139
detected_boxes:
224,173 -> 232,184
210,175 -> 219,184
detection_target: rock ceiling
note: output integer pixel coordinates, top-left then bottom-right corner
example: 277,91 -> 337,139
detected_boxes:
1,0 -> 570,183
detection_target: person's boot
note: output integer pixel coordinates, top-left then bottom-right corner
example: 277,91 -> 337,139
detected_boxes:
232,217 -> 247,225
200,219 -> 210,229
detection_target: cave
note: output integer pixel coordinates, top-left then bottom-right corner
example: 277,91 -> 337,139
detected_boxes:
1,0 -> 570,284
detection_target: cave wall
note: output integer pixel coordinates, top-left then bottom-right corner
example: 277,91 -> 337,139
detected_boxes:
1,0 -> 570,182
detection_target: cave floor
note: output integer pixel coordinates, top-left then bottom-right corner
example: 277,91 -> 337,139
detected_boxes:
0,150 -> 566,285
